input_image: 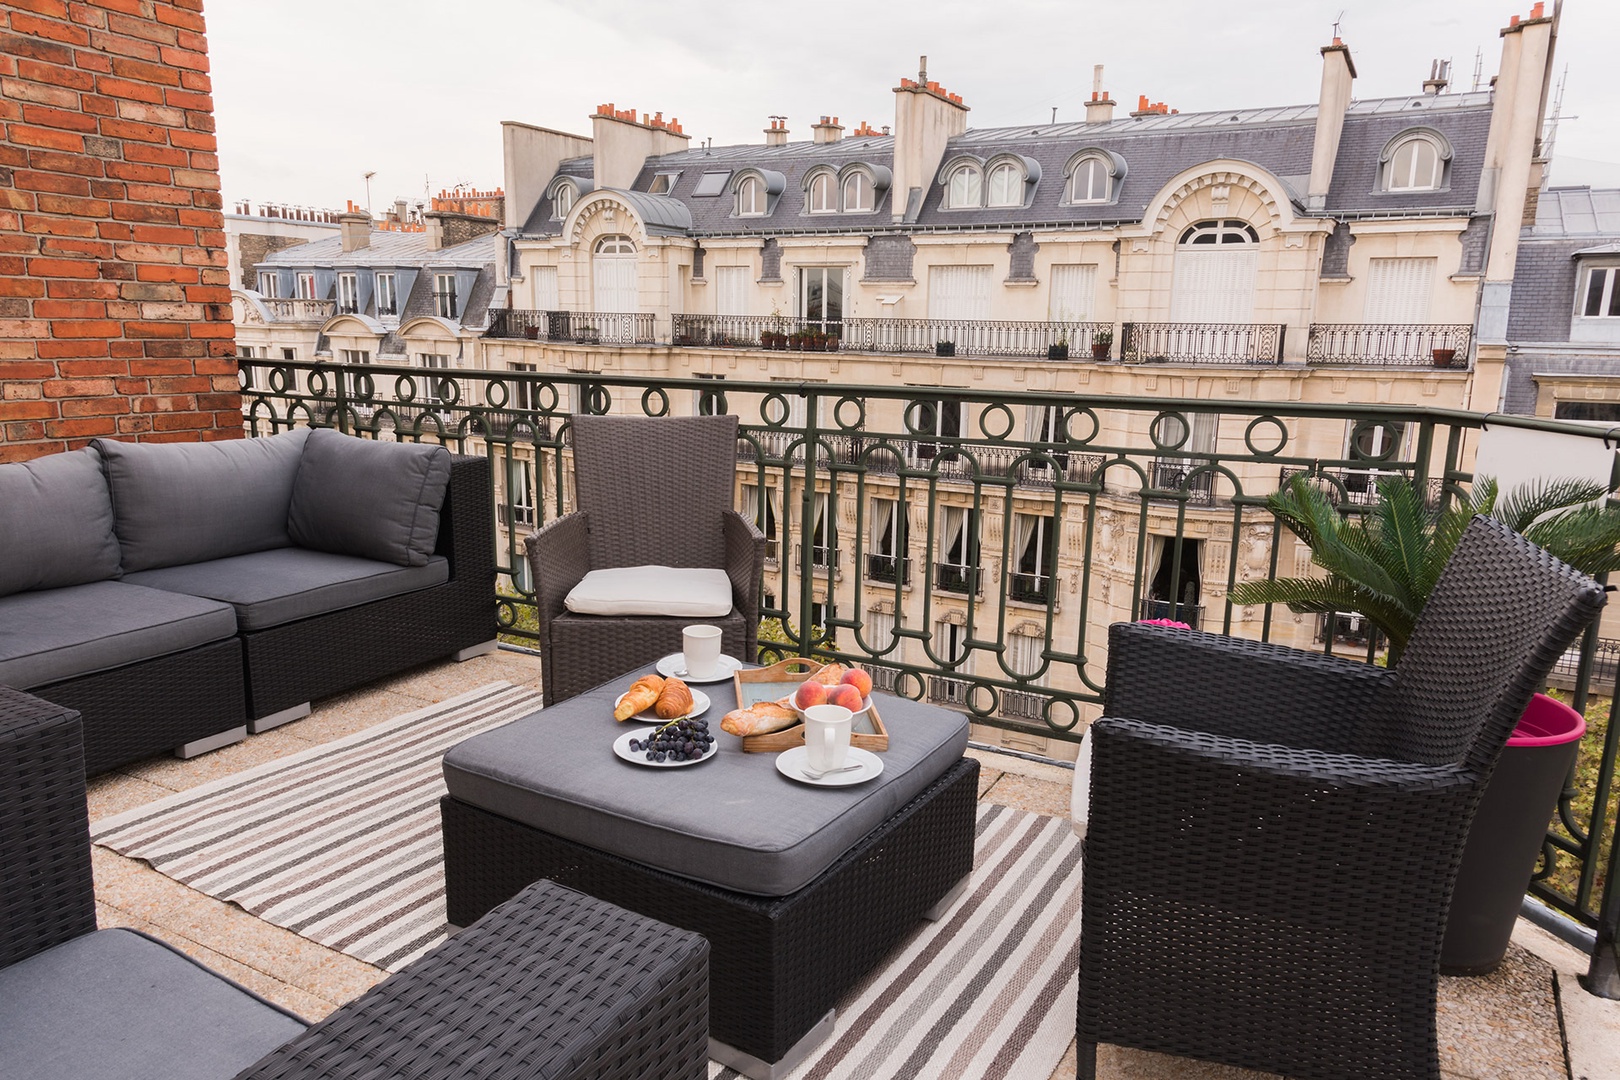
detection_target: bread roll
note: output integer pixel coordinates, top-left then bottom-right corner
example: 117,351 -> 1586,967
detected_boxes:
614,674 -> 665,721
654,677 -> 694,719
810,663 -> 847,686
720,701 -> 799,736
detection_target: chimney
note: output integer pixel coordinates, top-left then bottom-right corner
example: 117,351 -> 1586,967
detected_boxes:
1129,95 -> 1175,118
1423,58 -> 1451,95
1085,65 -> 1116,124
890,55 -> 970,223
812,115 -> 844,143
764,117 -> 789,146
393,197 -> 409,225
1306,37 -> 1357,213
337,210 -> 370,253
590,102 -> 691,189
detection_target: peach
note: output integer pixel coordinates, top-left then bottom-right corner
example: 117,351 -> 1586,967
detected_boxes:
840,667 -> 874,698
794,680 -> 829,710
827,684 -> 865,713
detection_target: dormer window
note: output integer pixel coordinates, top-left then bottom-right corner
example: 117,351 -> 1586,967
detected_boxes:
737,175 -> 765,216
986,162 -> 1022,207
808,171 -> 836,213
843,171 -> 872,212
1579,266 -> 1620,318
553,183 -> 574,220
1380,129 -> 1452,192
648,172 -> 679,195
945,164 -> 981,209
1071,157 -> 1109,202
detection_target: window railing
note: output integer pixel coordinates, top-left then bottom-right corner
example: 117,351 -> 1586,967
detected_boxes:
795,542 -> 839,572
236,359 -> 1620,959
261,297 -> 335,323
1121,322 -> 1285,365
1306,323 -> 1473,368
1009,572 -> 1053,604
488,309 -> 658,345
1151,458 -> 1217,504
1277,467 -> 1446,510
673,313 -> 1111,360
866,553 -> 911,585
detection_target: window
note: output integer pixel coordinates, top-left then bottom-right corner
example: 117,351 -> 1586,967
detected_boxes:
1012,514 -> 1057,603
808,492 -> 835,569
807,172 -> 836,213
1344,419 -> 1407,498
869,498 -> 908,584
532,266 -> 560,311
281,347 -> 296,360
552,183 -> 574,220
375,272 -> 397,316
936,506 -> 979,595
1385,136 -> 1442,191
569,380 -> 609,415
945,165 -> 981,209
1026,404 -> 1069,473
742,482 -> 779,563
909,397 -> 962,462
986,162 -> 1022,207
799,267 -> 844,331
648,172 -> 678,195
257,271 -> 280,298
511,362 -> 539,413
927,265 -> 992,321
842,171 -> 872,212
866,609 -> 897,655
340,348 -> 370,364
736,175 -> 765,216
507,459 -> 535,528
935,619 -> 971,669
1069,155 -> 1111,203
714,265 -> 749,315
693,171 -> 731,197
1364,258 -> 1436,323
1047,264 -> 1097,322
1579,267 -> 1620,318
337,272 -> 358,314
434,273 -> 459,318
1180,220 -> 1258,245
294,272 -> 316,300
1007,633 -> 1045,680
1171,221 -> 1258,325
693,372 -> 727,416
419,353 -> 453,406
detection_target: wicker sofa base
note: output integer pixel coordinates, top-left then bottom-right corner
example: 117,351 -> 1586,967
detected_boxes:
442,755 -> 979,1069
542,609 -> 748,706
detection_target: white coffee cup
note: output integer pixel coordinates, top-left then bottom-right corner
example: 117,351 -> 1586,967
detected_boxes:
682,624 -> 723,680
802,704 -> 853,773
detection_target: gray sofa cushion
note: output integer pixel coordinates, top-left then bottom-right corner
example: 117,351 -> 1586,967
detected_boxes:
442,668 -> 969,896
0,581 -> 238,689
125,549 -> 449,632
94,428 -> 311,572
288,429 -> 452,567
0,928 -> 305,1080
0,446 -> 121,597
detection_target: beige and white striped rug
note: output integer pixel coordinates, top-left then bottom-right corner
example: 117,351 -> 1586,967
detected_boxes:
93,682 -> 1081,1079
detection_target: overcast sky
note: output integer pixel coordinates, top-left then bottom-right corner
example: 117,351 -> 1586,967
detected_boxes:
205,0 -> 1620,213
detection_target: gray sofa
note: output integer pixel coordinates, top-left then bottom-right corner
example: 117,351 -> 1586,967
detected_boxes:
0,429 -> 495,775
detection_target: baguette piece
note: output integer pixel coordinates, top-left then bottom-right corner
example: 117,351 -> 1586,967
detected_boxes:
720,701 -> 798,737
809,662 -> 847,686
614,674 -> 665,721
654,677 -> 694,719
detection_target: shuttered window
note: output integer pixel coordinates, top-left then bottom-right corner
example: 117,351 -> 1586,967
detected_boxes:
593,236 -> 637,314
927,265 -> 992,321
714,266 -> 749,314
1363,258 -> 1435,323
1048,264 -> 1097,321
1170,248 -> 1257,323
532,266 -> 559,311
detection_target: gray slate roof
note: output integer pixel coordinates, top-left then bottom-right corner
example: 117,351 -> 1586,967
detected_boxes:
1528,186 -> 1620,237
260,231 -> 497,269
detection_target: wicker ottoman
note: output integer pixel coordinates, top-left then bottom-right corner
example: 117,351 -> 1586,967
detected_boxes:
441,667 -> 977,1079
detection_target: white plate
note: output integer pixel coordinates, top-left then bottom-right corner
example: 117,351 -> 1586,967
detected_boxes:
775,745 -> 884,787
613,686 -> 711,722
613,726 -> 717,768
656,653 -> 745,684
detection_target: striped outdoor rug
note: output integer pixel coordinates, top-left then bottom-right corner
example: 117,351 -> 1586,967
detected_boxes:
93,684 -> 1081,1079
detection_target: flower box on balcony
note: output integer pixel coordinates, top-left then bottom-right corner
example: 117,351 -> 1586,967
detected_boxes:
1432,348 -> 1457,368
1047,343 -> 1069,361
936,341 -> 956,357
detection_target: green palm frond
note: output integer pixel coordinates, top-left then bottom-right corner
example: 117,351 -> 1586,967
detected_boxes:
1492,477 -> 1609,533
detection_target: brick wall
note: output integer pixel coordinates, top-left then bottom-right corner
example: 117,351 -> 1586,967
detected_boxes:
0,0 -> 236,463
236,230 -> 308,293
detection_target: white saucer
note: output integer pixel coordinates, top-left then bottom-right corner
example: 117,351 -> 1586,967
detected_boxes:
775,745 -> 884,787
613,686 -> 711,722
612,726 -> 717,768
656,653 -> 745,684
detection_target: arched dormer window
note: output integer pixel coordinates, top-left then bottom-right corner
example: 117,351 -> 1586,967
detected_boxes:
1179,219 -> 1259,245
731,169 -> 784,218
551,180 -> 576,221
945,163 -> 982,209
842,171 -> 872,212
1380,128 -> 1453,192
807,170 -> 837,213
594,235 -> 636,255
737,175 -> 765,216
986,162 -> 1023,207
1062,149 -> 1126,205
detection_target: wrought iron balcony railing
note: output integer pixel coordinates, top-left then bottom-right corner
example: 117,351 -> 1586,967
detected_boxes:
1306,323 -> 1473,368
1277,466 -> 1446,510
1151,457 -> 1217,505
1121,322 -> 1285,365
672,313 -> 1111,360
236,359 -> 1620,963
488,308 -> 657,345
262,297 -> 336,323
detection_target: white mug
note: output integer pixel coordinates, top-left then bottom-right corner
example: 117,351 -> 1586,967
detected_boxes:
682,624 -> 723,680
802,704 -> 853,773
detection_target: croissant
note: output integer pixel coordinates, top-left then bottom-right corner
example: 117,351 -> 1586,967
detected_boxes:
615,674 -> 665,721
654,677 -> 694,719
720,701 -> 799,736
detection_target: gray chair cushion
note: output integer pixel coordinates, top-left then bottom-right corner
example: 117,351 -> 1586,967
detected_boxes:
0,446 -> 121,597
0,581 -> 238,689
0,928 -> 306,1080
287,429 -> 452,567
94,429 -> 311,572
125,549 -> 450,632
443,669 -> 969,896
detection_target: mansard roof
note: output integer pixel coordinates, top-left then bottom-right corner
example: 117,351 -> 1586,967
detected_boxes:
258,231 -> 497,269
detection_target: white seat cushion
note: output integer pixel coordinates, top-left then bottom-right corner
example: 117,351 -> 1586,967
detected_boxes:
1070,729 -> 1092,840
564,566 -> 734,617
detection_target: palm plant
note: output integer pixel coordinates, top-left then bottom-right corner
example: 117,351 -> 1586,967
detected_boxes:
1228,474 -> 1620,663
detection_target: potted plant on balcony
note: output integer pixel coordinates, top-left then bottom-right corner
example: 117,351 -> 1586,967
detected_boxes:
936,340 -> 956,357
1091,329 -> 1113,360
1229,473 -> 1620,974
1433,347 -> 1458,368
1048,333 -> 1070,362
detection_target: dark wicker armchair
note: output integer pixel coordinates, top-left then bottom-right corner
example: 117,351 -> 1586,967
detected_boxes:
525,414 -> 766,706
1077,515 -> 1607,1080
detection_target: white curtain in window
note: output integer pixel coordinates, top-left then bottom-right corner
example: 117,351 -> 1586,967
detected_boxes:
1013,514 -> 1036,573
1191,412 -> 1219,454
871,498 -> 895,553
1142,534 -> 1165,598
867,609 -> 896,653
715,266 -> 749,314
741,483 -> 759,524
1008,634 -> 1044,678
940,506 -> 966,563
1363,258 -> 1436,323
927,265 -> 992,321
1170,248 -> 1257,323
593,252 -> 636,313
1048,264 -> 1097,321
532,266 -> 559,311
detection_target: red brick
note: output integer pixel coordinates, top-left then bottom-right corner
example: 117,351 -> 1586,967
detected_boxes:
114,415 -> 151,434
41,236 -> 115,257
97,116 -> 167,143
26,147 -> 104,175
11,1 -> 72,18
121,142 -> 185,166
187,321 -> 234,339
157,44 -> 206,72
0,33 -> 76,65
111,201 -> 177,223
122,319 -> 186,338
87,178 -> 123,199
97,220 -> 133,240
0,400 -> 59,420
0,360 -> 59,378
36,193 -> 112,217
50,278 -> 120,298
43,376 -> 116,395
89,0 -> 154,16
162,87 -> 211,111
115,99 -> 184,126
0,277 -> 46,297
79,93 -> 116,116
195,356 -> 238,375
10,12 -> 92,46
61,394 -> 129,416
0,74 -> 81,107
112,241 -> 179,262
51,318 -> 121,337
14,169 -> 92,195
44,415 -> 118,437
105,161 -> 169,183
169,127 -> 213,151
0,437 -> 56,459
175,207 -> 216,228
0,189 -> 39,211
8,123 -> 84,151
21,102 -> 101,132
71,48 -> 111,72
89,29 -> 163,61
58,357 -> 126,375
181,283 -> 229,303
128,223 -> 192,244
107,55 -> 180,86
23,215 -> 99,238
34,299 -> 106,318
107,339 -> 141,358
177,70 -> 208,92
16,57 -> 94,90
183,109 -> 212,133
153,4 -> 205,31
28,255 -> 98,277
149,375 -> 210,394
66,2 -> 108,28
134,263 -> 195,282
0,210 -> 19,231
139,339 -> 204,359
93,72 -> 164,103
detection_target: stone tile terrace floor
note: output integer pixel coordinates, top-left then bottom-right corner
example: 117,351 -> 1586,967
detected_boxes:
85,648 -> 1619,1079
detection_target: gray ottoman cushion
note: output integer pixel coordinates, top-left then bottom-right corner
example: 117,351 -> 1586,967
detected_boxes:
0,446 -> 121,597
443,669 -> 969,895
288,429 -> 452,567
94,429 -> 311,572
0,928 -> 305,1080
125,549 -> 450,632
0,581 -> 238,689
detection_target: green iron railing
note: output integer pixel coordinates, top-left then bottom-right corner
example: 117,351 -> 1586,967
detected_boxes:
238,357 -> 1619,988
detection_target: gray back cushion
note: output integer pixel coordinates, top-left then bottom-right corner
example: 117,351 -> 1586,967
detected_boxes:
287,429 -> 452,567
0,447 -> 122,597
94,429 -> 311,573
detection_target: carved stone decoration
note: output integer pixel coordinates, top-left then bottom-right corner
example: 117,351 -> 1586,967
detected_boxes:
1236,522 -> 1275,582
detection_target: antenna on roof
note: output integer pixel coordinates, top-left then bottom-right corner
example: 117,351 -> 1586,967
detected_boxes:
1051,106 -> 1057,124
1541,64 -> 1574,188
1331,10 -> 1344,38
1471,47 -> 1484,92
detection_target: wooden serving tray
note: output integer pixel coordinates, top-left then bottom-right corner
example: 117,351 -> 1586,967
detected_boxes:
733,657 -> 889,753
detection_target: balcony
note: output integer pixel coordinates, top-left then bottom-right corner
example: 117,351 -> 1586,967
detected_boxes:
1278,466 -> 1446,510
935,562 -> 981,596
673,313 -> 1111,360
1121,321 -> 1285,365
1307,323 -> 1473,368
261,297 -> 336,324
1009,571 -> 1054,604
1152,457 -> 1217,505
487,308 -> 657,345
866,552 -> 911,585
